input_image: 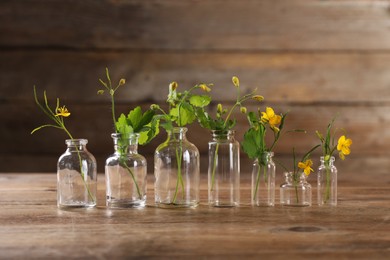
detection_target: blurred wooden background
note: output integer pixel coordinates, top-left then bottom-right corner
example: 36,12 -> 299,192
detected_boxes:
1,0 -> 389,176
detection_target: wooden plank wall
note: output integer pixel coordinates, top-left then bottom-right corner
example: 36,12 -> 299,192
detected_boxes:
0,0 -> 389,175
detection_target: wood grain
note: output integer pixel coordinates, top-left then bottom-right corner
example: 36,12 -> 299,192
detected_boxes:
0,173 -> 388,259
1,51 -> 390,103
1,0 -> 389,51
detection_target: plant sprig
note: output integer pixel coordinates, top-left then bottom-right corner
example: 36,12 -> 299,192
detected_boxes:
151,81 -> 213,131
196,76 -> 264,133
31,86 -> 73,139
316,116 -> 352,161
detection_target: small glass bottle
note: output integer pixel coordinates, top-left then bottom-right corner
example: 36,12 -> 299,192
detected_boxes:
317,156 -> 337,206
280,172 -> 311,207
251,152 -> 275,206
105,133 -> 147,208
57,139 -> 97,209
154,127 -> 200,208
208,130 -> 240,207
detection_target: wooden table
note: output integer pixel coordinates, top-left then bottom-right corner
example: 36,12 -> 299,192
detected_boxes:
0,173 -> 389,259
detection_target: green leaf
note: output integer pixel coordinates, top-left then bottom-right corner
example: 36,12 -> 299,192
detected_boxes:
116,113 -> 133,136
127,107 -> 142,129
170,102 -> 196,126
189,95 -> 211,108
242,128 -> 262,159
137,109 -> 155,132
195,107 -> 211,129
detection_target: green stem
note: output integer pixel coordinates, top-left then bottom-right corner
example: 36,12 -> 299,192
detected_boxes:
253,160 -> 262,201
294,174 -> 299,204
325,164 -> 331,203
121,159 -> 142,200
111,94 -> 117,132
210,142 -> 220,191
172,139 -> 184,203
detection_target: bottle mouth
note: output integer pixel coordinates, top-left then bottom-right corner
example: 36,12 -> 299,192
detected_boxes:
320,156 -> 335,162
211,130 -> 235,137
111,133 -> 140,140
169,127 -> 188,134
65,139 -> 88,146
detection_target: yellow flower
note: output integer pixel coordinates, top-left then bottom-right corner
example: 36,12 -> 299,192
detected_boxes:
261,107 -> 282,131
240,107 -> 247,114
55,106 -> 71,117
337,135 -> 352,160
232,76 -> 239,88
298,159 -> 314,176
199,84 -> 211,92
252,95 -> 264,102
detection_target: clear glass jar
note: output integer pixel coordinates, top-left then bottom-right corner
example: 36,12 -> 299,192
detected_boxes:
105,133 -> 147,208
251,152 -> 275,206
208,130 -> 240,207
280,172 -> 311,207
154,127 -> 200,208
57,139 -> 97,209
317,156 -> 337,206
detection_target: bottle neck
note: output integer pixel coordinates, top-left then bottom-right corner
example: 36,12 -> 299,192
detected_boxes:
65,139 -> 87,152
211,130 -> 235,141
285,171 -> 307,184
167,127 -> 188,142
256,152 -> 274,165
321,156 -> 335,167
112,133 -> 139,154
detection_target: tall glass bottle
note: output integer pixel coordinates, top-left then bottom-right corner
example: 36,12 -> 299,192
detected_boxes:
57,139 -> 97,209
208,130 -> 240,207
251,152 -> 275,206
154,127 -> 200,208
105,133 -> 147,208
317,156 -> 337,206
280,172 -> 311,207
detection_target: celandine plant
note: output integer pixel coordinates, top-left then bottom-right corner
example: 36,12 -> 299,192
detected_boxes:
196,76 -> 264,207
32,86 -> 97,208
316,117 -> 352,206
98,68 -> 157,208
151,81 -> 212,207
242,107 -> 288,206
279,145 -> 320,207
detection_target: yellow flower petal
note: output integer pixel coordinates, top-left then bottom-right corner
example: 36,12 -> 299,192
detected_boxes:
55,106 -> 71,117
337,135 -> 346,151
265,107 -> 275,118
298,162 -> 306,169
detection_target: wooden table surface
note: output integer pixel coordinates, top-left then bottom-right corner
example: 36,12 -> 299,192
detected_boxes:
0,173 -> 389,259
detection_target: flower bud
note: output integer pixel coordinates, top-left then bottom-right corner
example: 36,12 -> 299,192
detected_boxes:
240,107 -> 247,114
252,95 -> 264,101
232,76 -> 239,88
150,104 -> 160,110
119,79 -> 126,86
97,90 -> 104,95
199,84 -> 211,92
217,103 -> 223,113
169,81 -> 178,91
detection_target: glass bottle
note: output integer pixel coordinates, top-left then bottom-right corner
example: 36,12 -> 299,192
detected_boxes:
57,139 -> 97,209
251,152 -> 275,206
105,133 -> 147,208
154,127 -> 200,208
280,172 -> 311,207
317,156 -> 337,206
208,130 -> 240,207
